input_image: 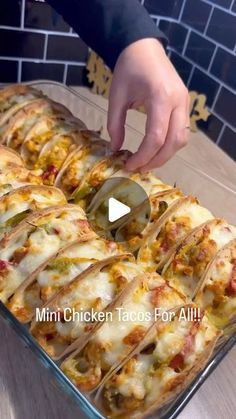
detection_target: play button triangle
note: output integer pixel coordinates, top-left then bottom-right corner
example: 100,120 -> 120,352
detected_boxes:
108,197 -> 131,223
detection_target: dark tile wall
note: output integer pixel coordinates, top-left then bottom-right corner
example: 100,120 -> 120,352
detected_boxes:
143,0 -> 236,161
0,0 -> 235,161
0,0 -> 89,84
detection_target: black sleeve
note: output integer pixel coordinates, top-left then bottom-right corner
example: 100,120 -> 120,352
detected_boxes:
46,0 -> 167,69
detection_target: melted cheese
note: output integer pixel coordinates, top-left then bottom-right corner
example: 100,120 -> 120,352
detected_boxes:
93,276 -> 184,367
0,208 -> 88,302
174,201 -> 214,227
210,223 -> 236,248
55,261 -> 142,340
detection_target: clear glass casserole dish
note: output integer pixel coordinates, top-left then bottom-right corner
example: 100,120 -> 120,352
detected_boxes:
0,80 -> 235,419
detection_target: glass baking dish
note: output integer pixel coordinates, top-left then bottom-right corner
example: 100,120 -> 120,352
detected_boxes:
0,80 -> 235,419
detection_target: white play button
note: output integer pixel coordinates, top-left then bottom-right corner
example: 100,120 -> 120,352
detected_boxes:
108,197 -> 131,223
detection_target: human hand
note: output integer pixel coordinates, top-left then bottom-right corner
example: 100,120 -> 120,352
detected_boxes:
107,38 -> 190,171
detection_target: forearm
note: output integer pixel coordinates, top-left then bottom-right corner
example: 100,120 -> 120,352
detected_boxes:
46,0 -> 167,69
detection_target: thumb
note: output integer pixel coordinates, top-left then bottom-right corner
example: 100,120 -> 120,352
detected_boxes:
107,89 -> 127,152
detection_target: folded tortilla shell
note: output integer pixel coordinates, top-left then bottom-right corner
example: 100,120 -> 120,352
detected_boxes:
60,272 -> 186,387
193,238 -> 236,328
3,98 -> 72,150
0,145 -> 24,168
71,150 -> 131,207
31,253 -> 137,359
20,114 -> 85,168
0,204 -> 90,302
0,185 -> 66,239
137,195 -> 214,272
96,304 -> 220,418
55,139 -> 109,197
163,219 -> 236,298
114,188 -> 183,250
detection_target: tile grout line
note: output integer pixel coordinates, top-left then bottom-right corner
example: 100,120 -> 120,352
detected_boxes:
178,0 -> 187,22
179,22 -> 234,54
0,25 -> 78,37
43,33 -> 48,60
173,50 -> 235,95
211,109 -> 235,133
182,29 -> 191,56
204,5 -> 214,36
150,18 -> 235,54
211,84 -> 222,109
150,15 -> 178,23
0,56 -> 86,66
20,0 -> 25,29
17,60 -> 22,83
187,65 -> 195,87
216,123 -> 226,145
201,0 -> 236,15
63,64 -> 68,84
207,45 -> 218,72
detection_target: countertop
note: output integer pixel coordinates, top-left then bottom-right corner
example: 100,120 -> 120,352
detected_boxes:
0,86 -> 235,419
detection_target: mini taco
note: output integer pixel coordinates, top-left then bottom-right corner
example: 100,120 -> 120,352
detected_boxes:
0,204 -> 90,303
72,150 -> 131,208
114,188 -> 183,250
0,165 -> 43,198
0,185 -> 66,239
20,114 -> 86,168
137,196 -> 214,272
0,84 -> 42,111
163,219 -> 236,298
60,272 -> 186,389
194,239 -> 236,328
88,170 -> 171,215
31,254 -> 142,359
55,139 -> 109,197
7,236 -> 119,323
0,85 -> 44,133
0,145 -> 24,169
3,98 -> 72,151
97,304 -> 220,418
35,130 -> 88,184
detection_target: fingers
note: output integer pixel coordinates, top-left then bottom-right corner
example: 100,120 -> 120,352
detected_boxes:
140,102 -> 190,171
107,86 -> 128,152
126,100 -> 171,171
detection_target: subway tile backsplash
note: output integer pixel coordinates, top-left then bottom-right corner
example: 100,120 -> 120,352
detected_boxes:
220,126 -> 236,159
170,51 -> 193,84
210,48 -> 236,91
185,32 -> 216,69
143,0 -> 183,18
0,0 -> 235,160
46,35 -> 88,62
214,87 -> 236,128
21,61 -> 64,82
206,8 -> 236,49
0,0 -> 22,27
188,67 -> 220,107
181,0 -> 212,32
0,28 -> 45,58
0,59 -> 18,83
159,21 -> 188,53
